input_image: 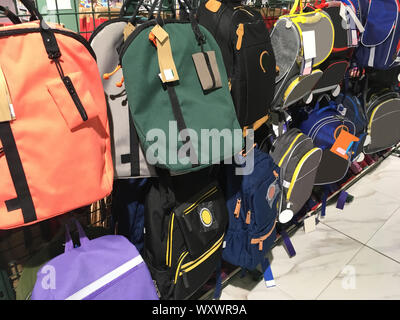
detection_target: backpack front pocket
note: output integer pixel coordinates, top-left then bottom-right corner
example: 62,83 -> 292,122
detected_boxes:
173,182 -> 228,258
47,72 -> 99,131
172,234 -> 224,300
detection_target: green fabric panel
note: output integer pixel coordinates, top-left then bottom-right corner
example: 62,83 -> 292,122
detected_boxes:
122,21 -> 242,172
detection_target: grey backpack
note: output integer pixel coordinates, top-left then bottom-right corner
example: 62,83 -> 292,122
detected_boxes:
270,3 -> 334,109
269,128 -> 322,224
89,3 -> 157,178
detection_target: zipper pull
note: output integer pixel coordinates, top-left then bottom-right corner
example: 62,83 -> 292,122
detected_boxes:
245,210 -> 251,224
236,23 -> 244,51
234,199 -> 241,218
62,76 -> 88,121
182,272 -> 189,289
116,76 -> 124,88
103,65 -> 121,80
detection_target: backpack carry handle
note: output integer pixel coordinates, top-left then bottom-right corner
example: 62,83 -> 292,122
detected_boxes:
64,218 -> 90,253
0,5 -> 22,24
290,0 -> 304,14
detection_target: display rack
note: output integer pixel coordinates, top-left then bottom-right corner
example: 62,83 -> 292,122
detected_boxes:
198,145 -> 400,300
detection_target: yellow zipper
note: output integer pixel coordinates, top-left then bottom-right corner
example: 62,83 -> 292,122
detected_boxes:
278,133 -> 303,167
368,103 -> 385,135
183,186 -> 218,215
174,251 -> 189,284
179,234 -> 225,275
166,213 -> 175,267
287,148 -> 321,201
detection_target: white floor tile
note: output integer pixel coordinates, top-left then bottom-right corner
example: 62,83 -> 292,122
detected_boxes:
361,156 -> 400,201
321,182 -> 400,244
247,282 -> 295,300
254,224 -> 362,300
367,207 -> 400,263
317,246 -> 400,300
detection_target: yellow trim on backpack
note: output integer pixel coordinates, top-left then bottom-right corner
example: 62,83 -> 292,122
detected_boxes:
284,9 -> 334,68
286,148 -> 321,201
174,251 -> 189,284
180,234 -> 224,273
368,103 -> 385,135
278,133 -> 303,167
166,213 -> 175,267
183,186 -> 218,215
283,77 -> 301,102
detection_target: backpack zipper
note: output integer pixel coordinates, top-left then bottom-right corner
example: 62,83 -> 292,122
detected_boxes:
183,186 -> 218,215
250,220 -> 277,251
178,234 -> 224,277
234,199 -> 241,218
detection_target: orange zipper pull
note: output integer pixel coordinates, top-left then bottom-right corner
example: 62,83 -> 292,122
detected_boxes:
245,210 -> 251,224
103,65 -> 121,80
149,32 -> 157,47
236,23 -> 244,51
116,76 -> 124,88
234,199 -> 241,218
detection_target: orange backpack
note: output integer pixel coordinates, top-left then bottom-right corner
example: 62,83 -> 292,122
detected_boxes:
0,0 -> 113,229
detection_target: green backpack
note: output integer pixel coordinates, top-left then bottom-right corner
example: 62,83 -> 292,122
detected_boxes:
119,0 -> 243,173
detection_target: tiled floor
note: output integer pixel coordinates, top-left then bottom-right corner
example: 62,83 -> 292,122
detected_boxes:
220,154 -> 400,300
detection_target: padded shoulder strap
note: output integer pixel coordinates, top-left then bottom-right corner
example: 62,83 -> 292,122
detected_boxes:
361,0 -> 398,46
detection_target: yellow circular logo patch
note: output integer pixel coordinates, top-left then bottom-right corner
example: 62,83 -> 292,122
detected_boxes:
200,208 -> 213,227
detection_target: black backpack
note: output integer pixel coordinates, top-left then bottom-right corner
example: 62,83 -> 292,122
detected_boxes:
197,0 -> 276,131
142,167 -> 228,300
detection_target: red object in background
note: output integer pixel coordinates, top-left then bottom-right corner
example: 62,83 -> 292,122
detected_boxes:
79,16 -> 109,40
0,23 -> 14,27
263,9 -> 290,31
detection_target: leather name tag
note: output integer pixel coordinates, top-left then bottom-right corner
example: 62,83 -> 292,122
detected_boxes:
192,51 -> 222,91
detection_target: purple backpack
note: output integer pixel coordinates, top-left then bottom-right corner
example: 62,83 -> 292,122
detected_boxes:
31,220 -> 159,300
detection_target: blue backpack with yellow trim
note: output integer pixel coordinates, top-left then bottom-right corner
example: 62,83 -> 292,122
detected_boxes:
222,147 -> 280,282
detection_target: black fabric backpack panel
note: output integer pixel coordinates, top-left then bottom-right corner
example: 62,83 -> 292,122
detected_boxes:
143,167 -> 228,300
197,1 -> 277,128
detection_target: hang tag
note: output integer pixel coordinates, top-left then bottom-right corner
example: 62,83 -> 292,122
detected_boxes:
192,51 -> 222,91
330,130 -> 359,160
151,25 -> 179,83
123,22 -> 135,41
164,69 -> 175,81
0,66 -> 14,122
303,215 -> 316,233
302,30 -> 317,60
300,58 -> 313,76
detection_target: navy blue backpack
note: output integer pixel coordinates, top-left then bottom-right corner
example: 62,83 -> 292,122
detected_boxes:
111,178 -> 152,252
222,147 -> 280,284
335,92 -> 368,155
299,96 -> 359,185
354,0 -> 400,70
